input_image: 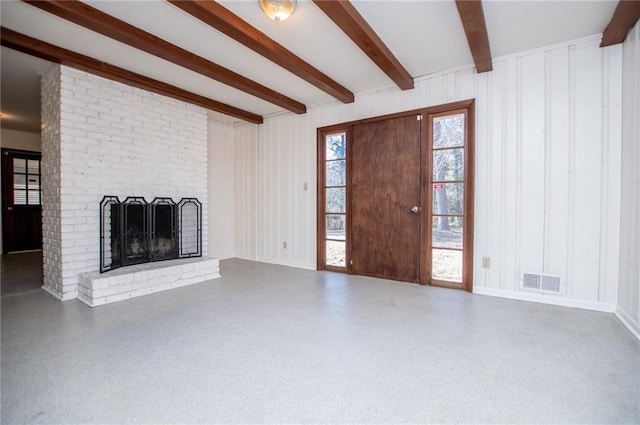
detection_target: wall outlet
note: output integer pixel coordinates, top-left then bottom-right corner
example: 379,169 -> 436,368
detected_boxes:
482,257 -> 490,269
283,241 -> 287,249
303,182 -> 308,191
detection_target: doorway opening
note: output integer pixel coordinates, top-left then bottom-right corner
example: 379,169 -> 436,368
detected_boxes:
316,100 -> 475,291
1,148 -> 42,253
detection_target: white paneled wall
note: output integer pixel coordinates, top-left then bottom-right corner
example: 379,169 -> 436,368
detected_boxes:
208,119 -> 235,259
230,35 -> 623,311
233,123 -> 258,260
618,22 -> 640,337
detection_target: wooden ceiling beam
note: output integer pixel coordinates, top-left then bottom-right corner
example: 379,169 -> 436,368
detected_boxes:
600,0 -> 640,47
455,0 -> 492,73
169,0 -> 354,104
23,0 -> 306,114
311,0 -> 414,91
0,27 -> 264,124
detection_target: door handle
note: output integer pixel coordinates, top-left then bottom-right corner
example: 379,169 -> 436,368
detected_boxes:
410,206 -> 420,214
7,207 -> 13,211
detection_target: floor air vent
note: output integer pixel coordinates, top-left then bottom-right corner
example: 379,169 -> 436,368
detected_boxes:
521,273 -> 563,294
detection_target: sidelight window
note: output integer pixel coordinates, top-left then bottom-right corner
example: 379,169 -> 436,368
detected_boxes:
323,132 -> 347,268
428,112 -> 471,286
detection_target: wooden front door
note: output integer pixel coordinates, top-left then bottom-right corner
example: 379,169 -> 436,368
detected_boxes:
350,115 -> 422,282
1,149 -> 43,253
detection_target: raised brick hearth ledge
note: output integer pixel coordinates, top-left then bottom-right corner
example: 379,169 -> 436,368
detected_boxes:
77,257 -> 220,307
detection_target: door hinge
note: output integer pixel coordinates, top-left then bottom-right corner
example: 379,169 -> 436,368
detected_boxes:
350,260 -> 353,265
417,115 -> 422,121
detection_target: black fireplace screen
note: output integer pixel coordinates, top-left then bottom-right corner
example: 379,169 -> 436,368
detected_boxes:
100,196 -> 201,273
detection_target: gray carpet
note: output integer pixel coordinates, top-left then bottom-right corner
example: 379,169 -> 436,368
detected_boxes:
1,258 -> 639,424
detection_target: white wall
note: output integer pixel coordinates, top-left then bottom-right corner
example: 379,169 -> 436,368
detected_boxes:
41,65 -> 208,300
0,128 -> 41,152
234,123 -> 258,260
617,22 -> 640,338
208,118 -> 235,259
233,35 -> 623,311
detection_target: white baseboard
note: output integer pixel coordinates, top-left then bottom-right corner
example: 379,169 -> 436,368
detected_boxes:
614,306 -> 640,341
256,256 -> 317,271
231,254 -> 257,261
473,287 -> 616,313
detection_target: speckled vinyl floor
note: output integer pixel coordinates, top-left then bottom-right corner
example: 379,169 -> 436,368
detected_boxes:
1,258 -> 639,424
1,251 -> 43,297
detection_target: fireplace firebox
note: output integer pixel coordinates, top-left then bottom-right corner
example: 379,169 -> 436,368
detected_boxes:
100,196 -> 201,273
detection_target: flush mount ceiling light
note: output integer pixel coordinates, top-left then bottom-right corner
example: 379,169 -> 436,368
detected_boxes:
260,0 -> 297,22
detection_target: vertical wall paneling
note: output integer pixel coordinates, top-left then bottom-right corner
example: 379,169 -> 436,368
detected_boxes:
487,60 -> 505,290
566,45 -> 577,299
234,123 -> 258,260
570,40 -> 604,302
545,47 -> 570,281
232,34 -> 623,311
502,56 -> 519,292
518,53 -> 546,277
474,70 -> 490,288
208,119 -> 235,259
617,22 -> 640,337
599,45 -> 622,305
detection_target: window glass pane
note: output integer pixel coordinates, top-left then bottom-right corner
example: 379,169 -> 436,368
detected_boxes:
432,217 -> 463,249
326,240 -> 346,267
27,175 -> 40,191
432,182 -> 464,215
432,248 -> 462,282
14,189 -> 27,205
433,148 -> 464,181
28,190 -> 41,205
27,159 -> 39,174
326,133 -> 346,160
326,187 -> 346,213
13,158 -> 26,174
433,114 -> 464,148
326,214 -> 346,240
326,160 -> 346,187
13,174 -> 26,190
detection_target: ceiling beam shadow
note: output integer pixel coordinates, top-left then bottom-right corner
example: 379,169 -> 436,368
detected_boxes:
0,27 -> 264,124
169,0 -> 354,104
311,0 -> 414,91
455,0 -> 492,73
23,0 -> 306,114
600,0 -> 640,47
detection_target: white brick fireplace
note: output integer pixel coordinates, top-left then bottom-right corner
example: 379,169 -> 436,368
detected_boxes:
41,64 -> 219,304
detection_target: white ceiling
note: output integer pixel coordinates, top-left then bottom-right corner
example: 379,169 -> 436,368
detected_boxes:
0,0 -> 619,133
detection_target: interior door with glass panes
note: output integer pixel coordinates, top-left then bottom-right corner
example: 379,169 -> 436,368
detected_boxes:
1,149 -> 43,252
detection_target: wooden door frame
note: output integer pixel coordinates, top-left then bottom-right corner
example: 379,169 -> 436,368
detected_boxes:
316,99 -> 475,292
421,105 -> 475,291
1,148 -> 43,253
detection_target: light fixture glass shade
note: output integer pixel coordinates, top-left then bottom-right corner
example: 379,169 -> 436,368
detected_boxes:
260,0 -> 297,22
